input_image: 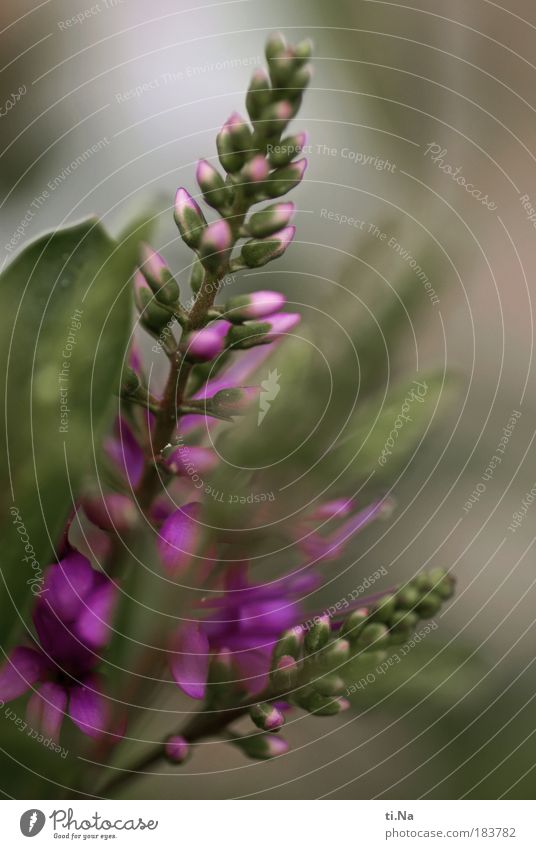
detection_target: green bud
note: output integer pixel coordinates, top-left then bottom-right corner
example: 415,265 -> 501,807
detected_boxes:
395,585 -> 420,610
226,321 -> 271,349
246,68 -> 272,122
304,615 -> 331,654
241,225 -> 295,268
230,732 -> 289,760
139,243 -> 180,305
369,594 -> 397,623
390,609 -> 419,632
356,623 -> 390,650
313,674 -> 345,697
248,201 -> 295,237
189,259 -> 204,294
266,159 -> 307,198
416,592 -> 442,618
268,133 -> 307,168
339,608 -> 369,644
321,638 -> 350,667
265,32 -> 288,62
196,160 -> 233,212
270,654 -> 298,690
273,627 -> 303,662
301,691 -> 346,717
134,280 -> 171,335
294,38 -> 313,62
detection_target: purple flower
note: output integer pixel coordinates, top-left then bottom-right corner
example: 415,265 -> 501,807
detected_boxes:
0,550 -> 117,741
183,320 -> 232,363
157,502 -> 202,577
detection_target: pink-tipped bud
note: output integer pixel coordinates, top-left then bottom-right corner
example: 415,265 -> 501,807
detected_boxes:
250,702 -> 285,732
82,493 -> 137,534
183,319 -> 231,363
267,158 -> 307,198
240,225 -> 295,268
247,201 -> 295,238
209,386 -> 260,417
231,732 -> 290,760
263,311 -> 301,339
157,503 -> 201,577
241,154 -> 269,184
198,219 -> 233,273
139,243 -> 180,304
163,445 -> 219,476
225,290 -> 286,321
196,159 -> 231,211
165,735 -> 190,763
174,187 -> 207,248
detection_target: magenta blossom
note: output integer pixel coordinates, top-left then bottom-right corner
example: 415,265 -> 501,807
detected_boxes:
0,549 -> 117,741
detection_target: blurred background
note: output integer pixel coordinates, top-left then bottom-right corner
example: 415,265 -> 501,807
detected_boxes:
1,0 -> 535,799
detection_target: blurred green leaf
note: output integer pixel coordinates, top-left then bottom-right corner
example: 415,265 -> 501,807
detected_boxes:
0,218 -> 139,645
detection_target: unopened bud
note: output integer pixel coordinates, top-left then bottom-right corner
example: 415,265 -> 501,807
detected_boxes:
273,627 -> 303,662
322,638 -> 350,666
250,702 -> 285,732
183,320 -> 231,363
416,591 -> 442,618
226,311 -> 300,349
313,674 -> 345,697
209,386 -> 259,417
240,225 -> 295,268
246,68 -> 272,122
265,32 -> 288,62
189,259 -> 204,294
268,133 -> 308,167
266,159 -> 307,198
225,290 -> 286,321
165,735 -> 190,764
133,271 -> 171,334
247,202 -> 295,237
259,100 -> 294,136
174,188 -> 207,249
270,654 -> 298,690
139,244 -> 180,305
304,615 -> 331,654
196,160 -> 232,211
356,623 -> 390,650
241,154 -> 269,185
339,608 -> 369,644
231,732 -> 289,760
369,593 -> 397,623
82,492 -> 137,534
216,113 -> 252,172
198,219 -> 233,273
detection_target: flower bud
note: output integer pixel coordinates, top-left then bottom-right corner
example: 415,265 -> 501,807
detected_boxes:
174,188 -> 207,249
189,259 -> 204,294
273,627 -> 303,662
356,623 -> 390,650
226,312 -> 300,349
247,202 -> 295,238
395,584 -> 420,610
198,219 -> 233,273
165,735 -> 190,764
250,702 -> 285,732
266,158 -> 307,198
270,654 -> 298,690
162,445 -> 219,476
157,503 -> 201,577
196,159 -> 232,211
139,244 -> 180,305
225,290 -> 286,321
288,63 -> 313,93
216,113 -> 252,172
321,638 -> 350,666
313,674 -> 345,697
133,271 -> 171,334
369,593 -> 397,623
241,154 -> 269,186
82,493 -> 137,534
240,225 -> 295,268
265,32 -> 288,62
304,615 -> 331,654
268,133 -> 308,167
339,608 -> 369,644
259,100 -> 294,136
183,320 -> 231,363
294,38 -> 313,62
209,386 -> 259,417
231,732 -> 289,760
299,690 -> 346,717
246,68 -> 272,122
415,592 -> 442,618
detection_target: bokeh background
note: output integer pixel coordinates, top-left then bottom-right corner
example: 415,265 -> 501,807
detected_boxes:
1,0 -> 535,799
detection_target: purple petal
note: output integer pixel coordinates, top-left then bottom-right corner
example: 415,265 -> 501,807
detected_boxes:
157,503 -> 201,576
27,682 -> 67,742
69,680 -> 109,739
233,647 -> 272,695
103,417 -> 144,488
41,551 -> 96,621
75,581 -> 117,650
170,622 -> 210,700
0,647 -> 47,701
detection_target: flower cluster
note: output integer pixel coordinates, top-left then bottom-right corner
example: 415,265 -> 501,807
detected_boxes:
0,33 -> 455,786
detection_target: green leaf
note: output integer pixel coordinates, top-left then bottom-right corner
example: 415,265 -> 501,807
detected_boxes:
0,218 -> 139,645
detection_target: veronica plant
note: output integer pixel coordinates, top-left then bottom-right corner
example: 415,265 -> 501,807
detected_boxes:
0,33 -> 455,797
